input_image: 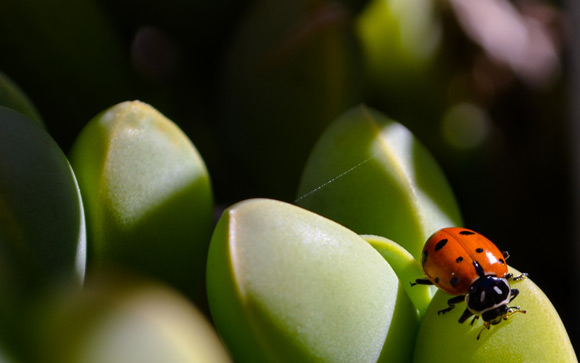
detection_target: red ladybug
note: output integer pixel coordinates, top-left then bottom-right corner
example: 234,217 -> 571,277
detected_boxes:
412,227 -> 527,339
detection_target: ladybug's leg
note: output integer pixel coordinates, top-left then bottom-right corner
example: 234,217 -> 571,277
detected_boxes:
512,273 -> 527,281
506,305 -> 527,318
506,290 -> 527,316
471,316 -> 476,325
410,278 -> 433,287
502,251 -> 510,260
469,315 -> 479,325
458,309 -> 474,324
509,288 -> 519,303
438,295 -> 464,315
505,273 -> 528,282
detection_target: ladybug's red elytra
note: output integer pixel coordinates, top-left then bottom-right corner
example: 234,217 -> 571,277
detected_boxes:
411,227 -> 527,339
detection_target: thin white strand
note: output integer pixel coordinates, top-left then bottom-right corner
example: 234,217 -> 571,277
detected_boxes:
294,156 -> 373,203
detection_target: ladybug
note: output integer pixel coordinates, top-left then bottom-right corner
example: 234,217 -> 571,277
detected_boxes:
411,227 -> 527,339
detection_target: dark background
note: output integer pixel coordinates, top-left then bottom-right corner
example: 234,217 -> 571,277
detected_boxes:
1,0 -> 578,352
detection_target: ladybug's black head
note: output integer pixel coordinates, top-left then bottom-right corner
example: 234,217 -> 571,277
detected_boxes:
465,275 -> 511,323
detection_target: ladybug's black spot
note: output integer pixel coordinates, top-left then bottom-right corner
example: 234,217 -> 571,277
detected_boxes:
459,230 -> 475,235
456,256 -> 464,263
475,248 -> 484,253
435,277 -> 440,283
435,239 -> 448,251
422,251 -> 428,267
450,276 -> 458,287
499,258 -> 505,264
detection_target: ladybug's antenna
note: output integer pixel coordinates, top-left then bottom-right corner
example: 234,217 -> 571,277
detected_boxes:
473,261 -> 486,278
477,322 -> 490,340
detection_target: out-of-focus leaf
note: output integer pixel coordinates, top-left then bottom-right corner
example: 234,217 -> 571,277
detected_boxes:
0,106 -> 86,295
220,0 -> 361,200
37,273 -> 231,363
356,0 -> 442,87
0,71 -> 42,125
0,0 -> 134,147
355,0 -> 448,133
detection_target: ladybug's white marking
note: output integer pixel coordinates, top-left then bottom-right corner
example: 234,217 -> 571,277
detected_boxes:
465,278 -> 512,316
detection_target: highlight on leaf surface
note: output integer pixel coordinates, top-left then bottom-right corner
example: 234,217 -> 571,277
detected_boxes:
297,105 -> 462,262
207,198 -> 418,362
70,101 -> 213,300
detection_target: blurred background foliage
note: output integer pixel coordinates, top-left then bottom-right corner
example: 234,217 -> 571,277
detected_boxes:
0,0 -> 577,352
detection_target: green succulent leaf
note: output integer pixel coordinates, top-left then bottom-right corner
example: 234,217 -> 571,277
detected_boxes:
297,105 -> 462,261
37,273 -> 231,363
0,106 -> 85,295
414,267 -> 577,362
207,198 -> 417,362
362,234 -> 435,316
69,101 -> 213,300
